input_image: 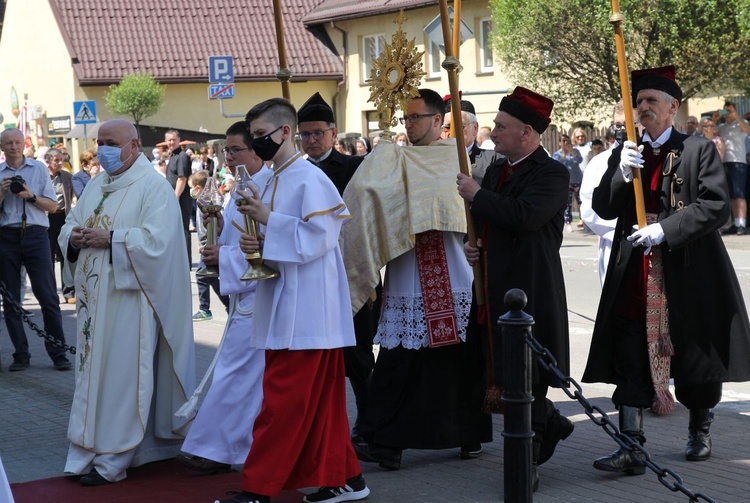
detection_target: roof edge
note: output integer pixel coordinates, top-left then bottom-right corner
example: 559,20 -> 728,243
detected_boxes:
302,0 -> 438,25
78,74 -> 344,87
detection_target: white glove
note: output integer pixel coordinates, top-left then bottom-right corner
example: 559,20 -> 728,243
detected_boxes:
619,141 -> 644,182
627,223 -> 665,255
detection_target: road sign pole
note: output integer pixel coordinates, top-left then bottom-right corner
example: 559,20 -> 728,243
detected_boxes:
84,124 -> 87,149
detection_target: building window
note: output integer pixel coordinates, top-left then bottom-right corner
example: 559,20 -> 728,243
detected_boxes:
428,40 -> 443,78
362,34 -> 386,82
479,18 -> 494,73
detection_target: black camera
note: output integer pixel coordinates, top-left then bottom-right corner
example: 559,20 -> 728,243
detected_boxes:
8,175 -> 26,194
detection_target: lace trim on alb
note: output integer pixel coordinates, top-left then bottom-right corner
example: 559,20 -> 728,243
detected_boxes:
374,290 -> 473,350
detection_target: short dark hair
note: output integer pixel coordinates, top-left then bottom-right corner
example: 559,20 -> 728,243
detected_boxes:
415,88 -> 445,117
592,139 -> 604,147
225,121 -> 252,147
165,129 -> 181,138
245,98 -> 297,132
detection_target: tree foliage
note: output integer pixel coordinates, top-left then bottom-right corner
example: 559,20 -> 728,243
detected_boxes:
105,73 -> 165,134
489,0 -> 750,123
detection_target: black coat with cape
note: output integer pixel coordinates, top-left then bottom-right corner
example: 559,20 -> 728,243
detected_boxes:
583,128 -> 750,386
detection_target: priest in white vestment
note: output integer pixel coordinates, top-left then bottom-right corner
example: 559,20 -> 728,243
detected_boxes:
58,119 -> 195,485
178,122 -> 269,472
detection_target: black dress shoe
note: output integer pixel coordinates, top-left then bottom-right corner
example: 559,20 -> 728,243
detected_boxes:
593,447 -> 646,475
353,442 -> 402,470
80,469 -> 112,486
53,356 -> 72,371
177,453 -> 231,474
8,358 -> 30,372
538,414 -> 574,465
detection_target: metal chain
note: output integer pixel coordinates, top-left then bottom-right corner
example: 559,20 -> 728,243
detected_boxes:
0,281 -> 76,355
524,334 -> 714,503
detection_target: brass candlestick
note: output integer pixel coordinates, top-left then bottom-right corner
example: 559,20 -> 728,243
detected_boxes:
233,165 -> 279,281
195,177 -> 224,278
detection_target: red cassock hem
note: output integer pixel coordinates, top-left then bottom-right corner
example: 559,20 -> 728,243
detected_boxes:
242,348 -> 362,496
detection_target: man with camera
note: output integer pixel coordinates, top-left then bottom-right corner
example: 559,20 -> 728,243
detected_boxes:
0,128 -> 71,371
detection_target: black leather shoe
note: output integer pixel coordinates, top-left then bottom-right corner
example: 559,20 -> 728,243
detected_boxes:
353,442 -> 402,470
53,356 -> 72,371
177,453 -> 231,474
538,414 -> 574,465
593,447 -> 646,475
80,469 -> 112,486
8,358 -> 30,372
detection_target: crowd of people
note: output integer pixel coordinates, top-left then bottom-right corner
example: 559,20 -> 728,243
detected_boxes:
1,63 -> 749,503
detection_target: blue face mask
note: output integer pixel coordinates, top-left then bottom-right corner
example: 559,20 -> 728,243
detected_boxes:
98,145 -> 132,174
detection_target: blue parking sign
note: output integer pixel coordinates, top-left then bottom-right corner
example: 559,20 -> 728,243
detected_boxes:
208,56 -> 234,83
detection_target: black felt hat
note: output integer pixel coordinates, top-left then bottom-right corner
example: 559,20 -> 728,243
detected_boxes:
631,65 -> 682,106
297,92 -> 335,124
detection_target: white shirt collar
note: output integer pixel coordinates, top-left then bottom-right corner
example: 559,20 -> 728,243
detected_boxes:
642,127 -> 673,149
307,148 -> 333,164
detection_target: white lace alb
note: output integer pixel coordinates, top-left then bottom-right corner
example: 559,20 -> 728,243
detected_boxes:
375,290 -> 472,350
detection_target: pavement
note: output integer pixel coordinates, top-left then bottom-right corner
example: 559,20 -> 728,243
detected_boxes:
2,229 -> 750,502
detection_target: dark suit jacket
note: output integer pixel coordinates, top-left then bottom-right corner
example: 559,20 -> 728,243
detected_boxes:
315,149 -> 364,196
54,170 -> 74,214
468,142 -> 483,164
584,128 -> 750,385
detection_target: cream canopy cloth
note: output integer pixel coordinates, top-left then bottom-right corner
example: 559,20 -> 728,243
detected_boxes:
341,139 -> 469,314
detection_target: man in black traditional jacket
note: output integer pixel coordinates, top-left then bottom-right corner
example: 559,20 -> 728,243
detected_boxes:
457,86 -> 573,491
297,93 -> 379,445
582,65 -> 750,474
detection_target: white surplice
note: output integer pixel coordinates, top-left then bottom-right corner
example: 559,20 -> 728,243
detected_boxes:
253,154 -> 355,350
180,166 -> 272,464
58,155 -> 195,482
580,147 -> 618,286
375,231 -> 473,350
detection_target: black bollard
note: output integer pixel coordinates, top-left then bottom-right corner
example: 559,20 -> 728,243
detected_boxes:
499,288 -> 534,502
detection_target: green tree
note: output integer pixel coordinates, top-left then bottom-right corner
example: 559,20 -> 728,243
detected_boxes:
489,0 -> 750,122
105,73 -> 166,140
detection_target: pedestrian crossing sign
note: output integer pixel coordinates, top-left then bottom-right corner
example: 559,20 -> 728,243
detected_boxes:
73,101 -> 97,124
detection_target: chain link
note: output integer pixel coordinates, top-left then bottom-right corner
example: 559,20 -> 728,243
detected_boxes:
0,281 -> 76,355
524,334 -> 714,503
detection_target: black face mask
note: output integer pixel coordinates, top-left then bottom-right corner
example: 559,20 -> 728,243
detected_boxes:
251,126 -> 283,161
614,127 -> 628,144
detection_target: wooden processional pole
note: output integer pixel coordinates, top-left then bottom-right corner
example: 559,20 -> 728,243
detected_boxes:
272,0 -> 292,100
610,0 -> 646,229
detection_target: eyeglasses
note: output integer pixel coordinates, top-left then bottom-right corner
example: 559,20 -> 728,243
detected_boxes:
575,135 -> 586,139
298,128 -> 333,142
399,114 -> 437,125
561,139 -> 571,144
222,147 -> 248,156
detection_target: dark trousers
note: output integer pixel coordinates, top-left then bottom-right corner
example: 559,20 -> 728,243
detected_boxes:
0,226 -> 68,361
47,212 -> 74,299
197,275 -> 229,312
611,315 -> 722,409
179,196 -> 193,267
